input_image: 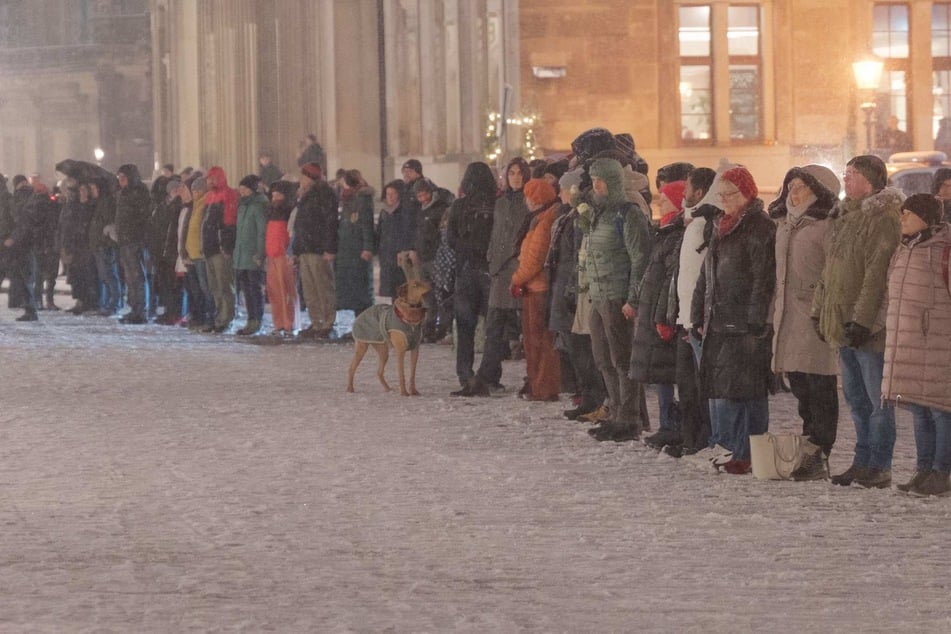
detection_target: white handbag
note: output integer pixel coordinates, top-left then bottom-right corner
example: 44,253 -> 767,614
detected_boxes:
750,433 -> 806,480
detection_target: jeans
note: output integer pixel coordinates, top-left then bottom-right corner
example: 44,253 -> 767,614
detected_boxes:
236,269 -> 265,323
95,246 -> 120,313
206,253 -> 236,327
476,306 -> 519,387
839,347 -> 896,470
589,298 -> 648,430
452,263 -> 489,384
119,243 -> 149,319
709,398 -> 769,461
908,405 -> 951,473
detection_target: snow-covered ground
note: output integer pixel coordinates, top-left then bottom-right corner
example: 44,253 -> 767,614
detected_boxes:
0,299 -> 949,632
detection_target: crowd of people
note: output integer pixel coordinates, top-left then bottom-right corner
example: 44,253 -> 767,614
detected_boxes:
1,128 -> 950,496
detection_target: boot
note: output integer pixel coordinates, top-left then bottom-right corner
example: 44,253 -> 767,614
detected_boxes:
791,442 -> 829,481
450,376 -> 490,397
897,470 -> 932,493
831,465 -> 871,487
15,310 -> 38,322
854,468 -> 892,489
911,471 -> 951,497
237,320 -> 261,336
45,294 -> 58,311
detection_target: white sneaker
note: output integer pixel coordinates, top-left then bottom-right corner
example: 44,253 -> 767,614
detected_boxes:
710,444 -> 734,468
683,446 -> 716,467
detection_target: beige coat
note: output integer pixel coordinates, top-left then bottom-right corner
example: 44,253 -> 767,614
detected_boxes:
771,212 -> 839,375
882,224 -> 951,411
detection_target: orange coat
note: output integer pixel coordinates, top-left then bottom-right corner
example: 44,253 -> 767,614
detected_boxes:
511,202 -> 559,293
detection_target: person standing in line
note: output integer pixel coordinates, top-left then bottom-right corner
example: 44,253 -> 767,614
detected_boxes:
114,164 -> 152,324
202,166 -> 239,333
509,178 -> 561,401
691,166 -> 776,474
812,155 -> 903,489
233,175 -> 268,335
88,179 -> 121,316
446,162 -> 497,390
882,194 -> 951,496
931,168 -> 951,223
293,162 -> 338,338
768,165 -> 842,481
452,157 -> 531,397
375,180 -> 413,301
334,169 -> 375,318
265,180 -> 300,336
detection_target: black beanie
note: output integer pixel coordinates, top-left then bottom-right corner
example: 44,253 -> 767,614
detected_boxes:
847,154 -> 888,191
902,193 -> 943,226
239,174 -> 260,191
12,174 -> 28,189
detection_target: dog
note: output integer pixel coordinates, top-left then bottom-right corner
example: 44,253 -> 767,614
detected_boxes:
347,279 -> 431,396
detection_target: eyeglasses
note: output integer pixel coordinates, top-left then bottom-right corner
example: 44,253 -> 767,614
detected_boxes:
717,189 -> 742,200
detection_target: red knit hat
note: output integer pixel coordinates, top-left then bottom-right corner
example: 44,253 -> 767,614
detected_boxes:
523,178 -> 557,208
301,162 -> 322,181
660,180 -> 686,212
720,166 -> 758,201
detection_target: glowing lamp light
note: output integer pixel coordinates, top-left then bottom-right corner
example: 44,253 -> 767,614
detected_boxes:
93,147 -> 105,162
852,57 -> 884,92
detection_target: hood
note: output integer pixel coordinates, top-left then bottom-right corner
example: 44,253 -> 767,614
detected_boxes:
588,157 -> 626,208
206,166 -> 230,191
117,164 -> 142,187
204,165 -> 238,225
768,166 -> 838,220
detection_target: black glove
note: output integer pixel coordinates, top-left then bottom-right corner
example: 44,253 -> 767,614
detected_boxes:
811,317 -> 826,343
843,321 -> 871,348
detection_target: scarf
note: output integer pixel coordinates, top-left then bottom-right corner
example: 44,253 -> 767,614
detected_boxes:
901,226 -> 939,247
785,191 -> 817,221
382,201 -> 399,214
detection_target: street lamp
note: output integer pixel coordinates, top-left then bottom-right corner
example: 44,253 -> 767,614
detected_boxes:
852,56 -> 884,154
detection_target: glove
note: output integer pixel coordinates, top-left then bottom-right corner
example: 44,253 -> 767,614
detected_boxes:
509,283 -> 526,298
689,325 -> 704,341
655,323 -> 676,342
811,317 -> 826,343
843,321 -> 871,348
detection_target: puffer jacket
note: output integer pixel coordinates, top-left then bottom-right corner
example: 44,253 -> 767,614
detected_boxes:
630,213 -> 685,384
511,201 -> 559,293
201,166 -> 239,257
486,189 -> 529,309
769,167 -> 839,375
812,187 -> 903,351
691,199 -> 776,399
882,224 -> 951,411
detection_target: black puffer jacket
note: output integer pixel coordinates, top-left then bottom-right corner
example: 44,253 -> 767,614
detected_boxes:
691,199 -> 776,399
546,204 -> 580,333
292,181 -> 338,255
415,190 -> 453,263
115,164 -> 151,246
629,214 -> 686,384
446,164 -> 497,272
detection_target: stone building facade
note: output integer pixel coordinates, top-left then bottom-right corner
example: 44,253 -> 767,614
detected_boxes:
0,0 -> 152,183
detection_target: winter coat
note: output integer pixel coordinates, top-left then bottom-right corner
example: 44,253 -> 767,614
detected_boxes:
182,192 -> 206,261
115,165 -> 151,246
882,224 -> 951,411
201,166 -> 239,257
811,187 -> 903,351
233,192 -> 268,270
58,198 -> 94,255
376,202 -> 414,298
0,185 -> 13,242
415,191 -> 452,264
6,187 -> 34,253
88,191 -> 116,250
27,191 -> 61,254
546,205 -> 581,332
148,196 -> 183,263
677,192 -> 722,326
335,187 -> 375,311
265,200 -> 293,259
446,193 -> 494,273
769,168 -> 839,376
580,199 -> 652,305
292,180 -> 338,256
691,199 -> 776,399
630,214 -> 686,384
511,201 -> 559,293
486,190 -> 529,309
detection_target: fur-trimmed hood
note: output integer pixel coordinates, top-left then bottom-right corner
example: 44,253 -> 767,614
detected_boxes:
831,186 -> 905,222
768,166 -> 838,220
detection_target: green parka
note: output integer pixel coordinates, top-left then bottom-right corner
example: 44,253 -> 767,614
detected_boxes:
233,191 -> 268,271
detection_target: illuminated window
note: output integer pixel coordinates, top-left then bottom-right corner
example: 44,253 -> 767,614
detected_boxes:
872,3 -> 909,134
934,3 -> 951,147
677,4 -> 763,144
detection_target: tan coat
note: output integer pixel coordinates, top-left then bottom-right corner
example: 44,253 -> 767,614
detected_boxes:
882,225 -> 951,411
771,212 -> 839,375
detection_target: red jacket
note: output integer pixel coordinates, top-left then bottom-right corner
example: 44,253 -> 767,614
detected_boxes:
511,202 -> 559,293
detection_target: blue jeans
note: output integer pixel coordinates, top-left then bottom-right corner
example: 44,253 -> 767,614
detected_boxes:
709,398 -> 769,461
656,384 -> 678,431
839,347 -> 896,470
452,263 -> 490,385
94,246 -> 120,313
119,243 -> 149,319
908,405 -> 951,473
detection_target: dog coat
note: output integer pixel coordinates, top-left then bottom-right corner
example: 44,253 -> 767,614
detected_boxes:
351,304 -> 423,351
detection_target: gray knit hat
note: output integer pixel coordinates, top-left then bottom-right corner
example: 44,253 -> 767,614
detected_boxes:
847,154 -> 888,191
